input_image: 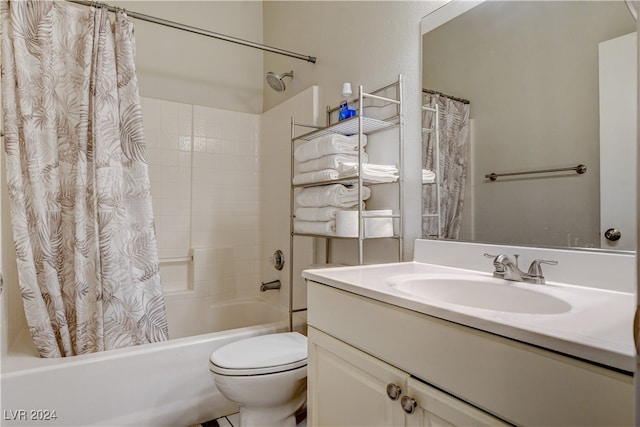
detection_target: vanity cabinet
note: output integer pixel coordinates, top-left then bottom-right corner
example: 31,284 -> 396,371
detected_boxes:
404,377 -> 510,427
306,281 -> 634,426
308,327 -> 407,426
308,326 -> 508,426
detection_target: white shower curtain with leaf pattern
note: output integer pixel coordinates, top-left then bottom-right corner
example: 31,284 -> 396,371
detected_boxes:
1,0 -> 168,357
422,94 -> 470,240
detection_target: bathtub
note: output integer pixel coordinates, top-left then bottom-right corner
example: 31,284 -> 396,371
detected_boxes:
1,297 -> 288,427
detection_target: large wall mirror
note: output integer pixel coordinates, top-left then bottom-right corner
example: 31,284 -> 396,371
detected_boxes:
421,0 -> 637,251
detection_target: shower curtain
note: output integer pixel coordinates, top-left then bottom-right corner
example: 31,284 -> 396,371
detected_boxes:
422,93 -> 470,239
1,0 -> 169,357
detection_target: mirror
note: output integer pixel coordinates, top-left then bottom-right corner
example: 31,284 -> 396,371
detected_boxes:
421,0 -> 637,251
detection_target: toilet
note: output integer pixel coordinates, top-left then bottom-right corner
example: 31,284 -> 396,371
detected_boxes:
209,332 -> 308,427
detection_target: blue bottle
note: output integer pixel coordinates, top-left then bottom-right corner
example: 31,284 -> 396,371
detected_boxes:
339,100 -> 357,121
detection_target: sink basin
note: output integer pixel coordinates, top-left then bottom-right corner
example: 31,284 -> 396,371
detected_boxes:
389,275 -> 572,314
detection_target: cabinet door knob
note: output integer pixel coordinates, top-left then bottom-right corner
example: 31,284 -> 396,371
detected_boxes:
604,228 -> 622,241
401,395 -> 417,414
386,383 -> 402,401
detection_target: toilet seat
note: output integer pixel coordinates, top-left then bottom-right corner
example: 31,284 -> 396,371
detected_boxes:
210,332 -> 307,376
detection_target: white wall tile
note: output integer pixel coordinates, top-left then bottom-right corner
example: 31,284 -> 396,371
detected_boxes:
145,99 -> 262,299
160,101 -> 180,134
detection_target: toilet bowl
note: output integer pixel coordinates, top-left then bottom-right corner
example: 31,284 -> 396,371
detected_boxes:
210,332 -> 308,427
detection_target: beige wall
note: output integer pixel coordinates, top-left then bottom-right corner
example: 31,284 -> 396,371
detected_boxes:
115,1 -> 264,113
423,1 -> 635,248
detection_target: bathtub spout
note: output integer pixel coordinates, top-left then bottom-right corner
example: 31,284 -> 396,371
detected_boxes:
260,280 -> 281,292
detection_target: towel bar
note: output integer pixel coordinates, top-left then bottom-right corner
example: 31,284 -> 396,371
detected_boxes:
158,255 -> 193,263
485,164 -> 587,181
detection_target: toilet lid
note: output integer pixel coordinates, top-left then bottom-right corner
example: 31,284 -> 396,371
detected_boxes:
210,332 -> 307,376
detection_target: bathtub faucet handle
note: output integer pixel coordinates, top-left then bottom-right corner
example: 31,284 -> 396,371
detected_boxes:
269,250 -> 285,271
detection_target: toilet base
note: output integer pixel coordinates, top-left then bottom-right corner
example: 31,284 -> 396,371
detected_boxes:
237,390 -> 306,427
213,365 -> 307,427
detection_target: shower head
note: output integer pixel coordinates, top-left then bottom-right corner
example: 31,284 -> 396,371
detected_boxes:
266,71 -> 294,92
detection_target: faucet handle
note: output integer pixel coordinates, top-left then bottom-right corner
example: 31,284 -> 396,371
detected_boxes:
527,259 -> 558,278
484,253 -> 517,262
484,253 -> 506,274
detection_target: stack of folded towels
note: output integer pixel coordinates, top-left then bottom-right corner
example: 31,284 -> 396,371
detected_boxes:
293,133 -> 396,236
293,133 -> 367,185
337,162 -> 399,183
294,184 -> 371,235
293,133 -> 369,235
294,133 -> 366,163
292,133 -> 399,185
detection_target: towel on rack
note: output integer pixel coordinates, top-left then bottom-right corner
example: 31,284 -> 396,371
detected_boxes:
296,184 -> 371,208
297,153 -> 368,173
292,169 -> 340,185
293,220 -> 336,236
337,162 -> 399,183
422,169 -> 436,184
294,134 -> 367,162
295,206 -> 343,222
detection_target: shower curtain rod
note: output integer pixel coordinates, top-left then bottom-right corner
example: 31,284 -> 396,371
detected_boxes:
423,89 -> 470,104
66,0 -> 317,64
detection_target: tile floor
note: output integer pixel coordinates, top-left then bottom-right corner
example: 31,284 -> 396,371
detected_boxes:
192,412 -> 238,427
193,409 -> 307,427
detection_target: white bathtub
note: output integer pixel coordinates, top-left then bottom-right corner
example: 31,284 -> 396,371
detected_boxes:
1,298 -> 288,427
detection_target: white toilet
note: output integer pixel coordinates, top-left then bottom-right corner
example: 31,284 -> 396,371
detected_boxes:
209,332 -> 308,427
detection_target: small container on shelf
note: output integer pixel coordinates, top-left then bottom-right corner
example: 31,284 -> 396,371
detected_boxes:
335,209 -> 394,238
338,100 -> 357,121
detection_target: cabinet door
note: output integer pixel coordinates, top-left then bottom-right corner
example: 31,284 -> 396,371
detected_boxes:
308,327 -> 408,426
405,378 -> 511,427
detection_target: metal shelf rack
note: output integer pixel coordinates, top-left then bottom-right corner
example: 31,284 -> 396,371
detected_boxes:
287,75 -> 404,331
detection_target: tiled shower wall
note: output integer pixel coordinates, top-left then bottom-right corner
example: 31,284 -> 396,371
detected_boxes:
141,97 -> 262,301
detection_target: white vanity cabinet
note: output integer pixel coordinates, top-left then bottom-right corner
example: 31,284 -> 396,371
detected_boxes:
306,280 -> 634,426
308,327 -> 408,426
404,377 -> 510,427
308,326 -> 508,426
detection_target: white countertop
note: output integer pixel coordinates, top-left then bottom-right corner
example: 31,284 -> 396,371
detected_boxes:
302,261 -> 637,373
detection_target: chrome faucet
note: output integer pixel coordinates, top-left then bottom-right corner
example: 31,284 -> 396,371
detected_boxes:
260,279 -> 281,292
484,253 -> 557,285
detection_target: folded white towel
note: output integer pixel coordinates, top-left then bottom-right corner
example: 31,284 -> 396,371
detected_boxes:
297,153 -> 368,173
294,134 -> 367,162
338,162 -> 399,183
293,220 -> 336,236
292,169 -> 340,185
296,184 -> 371,208
339,162 -> 399,173
422,168 -> 436,184
295,206 -> 342,222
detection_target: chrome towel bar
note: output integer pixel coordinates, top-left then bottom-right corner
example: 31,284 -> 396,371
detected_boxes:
485,164 -> 587,181
158,255 -> 193,264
